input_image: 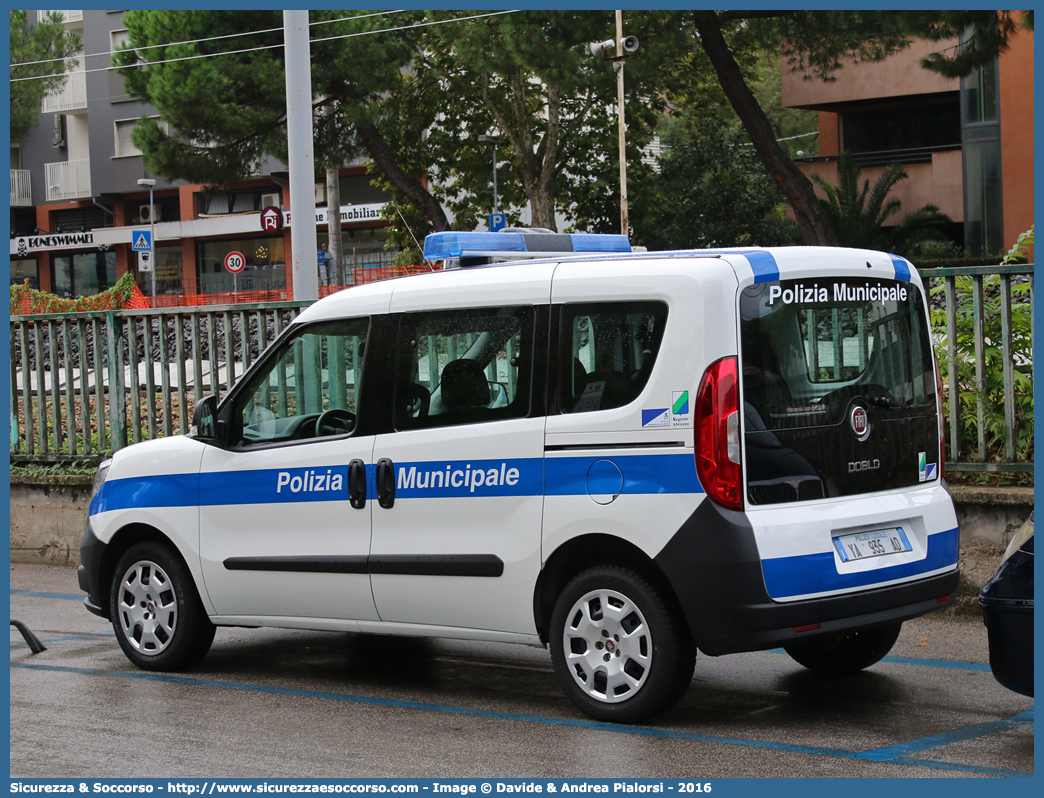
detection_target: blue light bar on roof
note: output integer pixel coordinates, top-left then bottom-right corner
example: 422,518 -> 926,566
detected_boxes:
423,230 -> 631,261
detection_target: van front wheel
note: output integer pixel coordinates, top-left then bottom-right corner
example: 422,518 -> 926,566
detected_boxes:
550,566 -> 695,723
109,542 -> 215,671
784,622 -> 902,675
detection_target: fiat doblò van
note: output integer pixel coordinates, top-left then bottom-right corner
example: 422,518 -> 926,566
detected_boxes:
80,233 -> 958,722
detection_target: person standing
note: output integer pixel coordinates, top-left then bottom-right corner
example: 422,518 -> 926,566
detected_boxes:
317,241 -> 330,287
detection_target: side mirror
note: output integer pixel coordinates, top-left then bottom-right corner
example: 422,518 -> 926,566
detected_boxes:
191,395 -> 220,441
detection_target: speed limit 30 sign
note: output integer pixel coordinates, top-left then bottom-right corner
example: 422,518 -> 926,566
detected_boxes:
224,251 -> 246,273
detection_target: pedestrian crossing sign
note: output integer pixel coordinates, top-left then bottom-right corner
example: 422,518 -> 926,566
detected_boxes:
132,230 -> 152,251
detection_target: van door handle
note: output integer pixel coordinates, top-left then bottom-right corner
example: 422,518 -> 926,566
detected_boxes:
376,458 -> 395,509
348,459 -> 366,509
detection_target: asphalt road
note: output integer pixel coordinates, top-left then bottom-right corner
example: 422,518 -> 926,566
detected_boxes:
8,562 -> 1034,779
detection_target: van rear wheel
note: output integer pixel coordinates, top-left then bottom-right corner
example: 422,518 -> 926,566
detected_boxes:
549,566 -> 695,723
784,622 -> 902,675
110,541 -> 215,671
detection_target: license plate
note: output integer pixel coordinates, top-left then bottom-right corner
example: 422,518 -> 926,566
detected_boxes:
833,527 -> 912,562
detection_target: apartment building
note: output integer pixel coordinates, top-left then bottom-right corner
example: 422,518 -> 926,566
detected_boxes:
782,22 -> 1033,257
10,9 -> 397,299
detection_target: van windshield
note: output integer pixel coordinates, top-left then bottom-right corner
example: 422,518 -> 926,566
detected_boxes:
739,277 -> 939,504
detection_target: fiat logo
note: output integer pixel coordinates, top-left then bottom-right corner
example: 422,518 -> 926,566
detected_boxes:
850,406 -> 871,441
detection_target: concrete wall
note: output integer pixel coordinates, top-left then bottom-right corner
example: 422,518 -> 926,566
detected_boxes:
10,475 -> 93,566
796,149 -> 965,223
782,38 -> 959,109
8,476 -> 1032,567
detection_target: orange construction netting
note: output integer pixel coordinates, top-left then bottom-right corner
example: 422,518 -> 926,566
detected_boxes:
13,264 -> 436,314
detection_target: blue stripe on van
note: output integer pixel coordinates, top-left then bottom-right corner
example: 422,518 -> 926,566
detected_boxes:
545,453 -> 702,496
746,251 -> 780,283
89,472 -> 199,516
889,254 -> 912,282
90,453 -> 704,514
760,526 -> 959,599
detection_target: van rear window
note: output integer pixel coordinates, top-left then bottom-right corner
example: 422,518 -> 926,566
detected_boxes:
740,279 -> 934,430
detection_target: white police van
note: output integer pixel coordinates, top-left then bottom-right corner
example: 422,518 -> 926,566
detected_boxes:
79,230 -> 959,722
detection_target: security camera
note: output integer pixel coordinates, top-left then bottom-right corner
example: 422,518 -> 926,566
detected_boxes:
589,39 -> 615,57
621,35 -> 639,53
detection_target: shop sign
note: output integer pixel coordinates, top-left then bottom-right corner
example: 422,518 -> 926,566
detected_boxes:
12,232 -> 97,256
281,202 -> 388,227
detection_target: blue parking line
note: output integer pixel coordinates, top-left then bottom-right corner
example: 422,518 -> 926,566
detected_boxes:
857,709 -> 1034,760
11,629 -> 114,649
11,589 -> 85,601
10,661 -> 1032,778
880,654 -> 992,672
767,647 -> 992,672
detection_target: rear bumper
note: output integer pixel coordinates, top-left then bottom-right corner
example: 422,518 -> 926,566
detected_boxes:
655,499 -> 959,656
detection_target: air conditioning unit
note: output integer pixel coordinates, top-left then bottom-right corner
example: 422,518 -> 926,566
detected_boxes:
261,191 -> 281,209
139,204 -> 161,223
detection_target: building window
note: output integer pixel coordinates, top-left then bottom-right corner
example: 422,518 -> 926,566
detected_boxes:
963,140 -> 1004,256
52,251 -> 117,298
841,97 -> 960,160
135,243 -> 183,296
961,57 -> 1003,256
114,118 -> 166,158
197,237 -> 286,294
10,259 -> 39,290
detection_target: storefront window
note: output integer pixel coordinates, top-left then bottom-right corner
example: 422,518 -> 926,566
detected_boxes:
52,251 -> 117,298
10,259 -> 39,289
135,244 -> 183,295
197,237 -> 286,294
331,227 -> 399,285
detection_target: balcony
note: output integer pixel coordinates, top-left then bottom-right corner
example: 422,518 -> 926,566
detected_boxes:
36,10 -> 82,24
10,170 -> 32,206
41,68 -> 87,114
45,159 -> 91,201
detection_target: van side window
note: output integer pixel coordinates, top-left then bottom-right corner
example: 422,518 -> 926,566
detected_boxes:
394,306 -> 534,430
231,318 -> 369,447
559,302 -> 668,414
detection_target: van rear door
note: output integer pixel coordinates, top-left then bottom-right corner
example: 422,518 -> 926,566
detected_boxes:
739,273 -> 941,505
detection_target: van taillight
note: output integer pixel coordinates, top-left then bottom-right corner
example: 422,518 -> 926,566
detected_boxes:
695,356 -> 742,510
934,355 -> 946,479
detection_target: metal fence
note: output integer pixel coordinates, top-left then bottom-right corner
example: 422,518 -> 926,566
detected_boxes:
9,265 -> 1035,474
922,263 -> 1034,473
10,301 -> 311,460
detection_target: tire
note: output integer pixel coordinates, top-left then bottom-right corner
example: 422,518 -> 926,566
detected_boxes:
549,566 -> 695,723
109,541 -> 215,671
784,622 -> 902,675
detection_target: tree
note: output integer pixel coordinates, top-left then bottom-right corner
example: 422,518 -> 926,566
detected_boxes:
811,151 -> 951,255
416,10 -> 688,232
680,11 -> 1025,246
636,116 -> 801,251
9,10 -> 81,141
115,10 -> 449,231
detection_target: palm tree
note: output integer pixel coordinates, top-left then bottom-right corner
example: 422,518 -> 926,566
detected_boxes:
812,151 -> 952,254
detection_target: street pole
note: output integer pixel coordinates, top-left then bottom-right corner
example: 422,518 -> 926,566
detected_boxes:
615,9 -> 628,237
492,142 -> 499,215
149,183 -> 155,297
283,10 -> 318,300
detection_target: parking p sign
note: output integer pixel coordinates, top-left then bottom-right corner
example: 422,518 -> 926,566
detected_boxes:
224,251 -> 246,273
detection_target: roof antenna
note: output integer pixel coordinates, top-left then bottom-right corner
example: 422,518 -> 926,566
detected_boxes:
393,203 -> 434,271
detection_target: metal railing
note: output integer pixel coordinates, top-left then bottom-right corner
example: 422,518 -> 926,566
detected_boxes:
44,158 -> 91,201
10,302 -> 311,460
10,169 -> 32,206
41,69 -> 87,114
36,10 -> 83,24
9,265 -> 1035,475
920,263 -> 1034,473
